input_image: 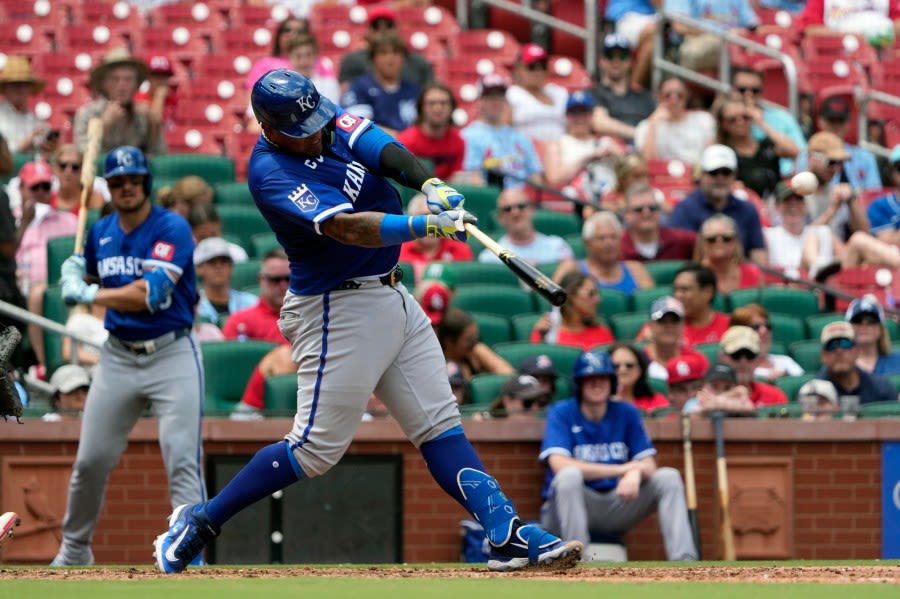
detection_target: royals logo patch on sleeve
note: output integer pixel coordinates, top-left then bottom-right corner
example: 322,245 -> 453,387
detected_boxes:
152,241 -> 175,261
335,113 -> 362,133
289,184 -> 319,212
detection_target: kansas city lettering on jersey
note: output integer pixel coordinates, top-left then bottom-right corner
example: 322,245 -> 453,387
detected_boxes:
98,255 -> 144,278
341,160 -> 366,202
573,442 -> 628,463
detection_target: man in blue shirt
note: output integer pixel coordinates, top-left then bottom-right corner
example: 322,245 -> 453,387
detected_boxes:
866,144 -> 900,245
665,0 -> 759,71
666,145 -> 768,263
540,350 -> 698,561
816,322 -> 896,405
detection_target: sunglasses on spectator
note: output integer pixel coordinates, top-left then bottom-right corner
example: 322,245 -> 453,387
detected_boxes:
107,175 -> 144,189
827,159 -> 845,168
749,322 -> 770,331
725,114 -> 750,124
604,49 -> 631,60
262,274 -> 291,284
29,182 -> 51,192
704,234 -> 736,243
706,168 -> 735,177
851,315 -> 880,325
735,86 -> 761,95
629,204 -> 660,214
614,362 -> 637,370
525,61 -> 548,72
824,338 -> 855,352
56,161 -> 81,172
499,202 -> 531,213
575,288 -> 600,298
728,349 -> 759,361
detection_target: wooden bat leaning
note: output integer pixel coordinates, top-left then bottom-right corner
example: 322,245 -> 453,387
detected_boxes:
680,413 -> 702,560
464,223 -> 567,307
68,117 -> 103,313
711,411 -> 736,561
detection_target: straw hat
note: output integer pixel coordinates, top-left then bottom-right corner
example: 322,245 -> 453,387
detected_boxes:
89,47 -> 149,94
0,56 -> 46,94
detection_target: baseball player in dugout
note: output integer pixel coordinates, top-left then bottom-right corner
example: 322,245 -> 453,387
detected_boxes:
153,68 -> 582,573
52,146 -> 206,566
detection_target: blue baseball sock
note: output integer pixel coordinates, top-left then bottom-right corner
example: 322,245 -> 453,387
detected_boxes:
205,440 -> 304,526
419,426 -> 519,547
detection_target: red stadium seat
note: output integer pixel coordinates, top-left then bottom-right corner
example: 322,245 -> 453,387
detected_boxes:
56,24 -> 132,56
225,130 -> 262,181
215,29 -> 272,63
801,33 -> 878,74
547,55 -> 593,93
648,159 -> 693,186
165,126 -> 223,155
70,1 -> 146,28
449,29 -> 522,67
174,99 -> 240,142
0,24 -> 53,60
132,26 -> 211,67
814,84 -> 860,144
230,4 -> 282,29
394,5 -> 459,44
149,3 -> 227,40
549,0 -> 588,62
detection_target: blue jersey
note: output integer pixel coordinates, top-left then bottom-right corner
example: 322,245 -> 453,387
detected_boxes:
539,398 -> 656,498
247,109 -> 404,294
340,74 -> 420,132
84,206 -> 197,340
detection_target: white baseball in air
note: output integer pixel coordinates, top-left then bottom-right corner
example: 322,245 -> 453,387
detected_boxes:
486,31 -> 506,49
34,101 -> 51,120
410,32 -> 428,50
93,26 -> 111,44
332,30 -> 351,49
217,80 -> 235,99
205,104 -> 224,123
173,27 -> 190,45
17,25 -> 33,43
192,3 -> 210,22
113,1 -> 131,19
34,0 -> 50,17
233,55 -> 251,74
270,531 -> 284,543
876,268 -> 893,287
185,129 -> 203,148
790,171 -> 818,195
75,53 -> 92,71
253,28 -> 271,47
56,78 -> 74,96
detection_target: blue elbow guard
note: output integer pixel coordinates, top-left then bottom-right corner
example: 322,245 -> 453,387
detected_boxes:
379,214 -> 426,246
144,268 -> 176,313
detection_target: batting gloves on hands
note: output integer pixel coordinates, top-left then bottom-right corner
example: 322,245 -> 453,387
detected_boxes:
422,178 -> 465,214
61,254 -> 87,280
425,210 -> 477,242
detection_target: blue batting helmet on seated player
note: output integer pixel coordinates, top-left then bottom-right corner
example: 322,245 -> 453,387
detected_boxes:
251,68 -> 336,138
571,350 -> 616,399
104,145 -> 152,196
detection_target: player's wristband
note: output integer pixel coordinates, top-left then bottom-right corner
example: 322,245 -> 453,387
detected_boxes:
379,214 -> 426,245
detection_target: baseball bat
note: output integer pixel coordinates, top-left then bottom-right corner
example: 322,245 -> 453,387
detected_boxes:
464,223 -> 568,306
711,411 -> 736,561
680,413 -> 702,560
73,117 -> 104,257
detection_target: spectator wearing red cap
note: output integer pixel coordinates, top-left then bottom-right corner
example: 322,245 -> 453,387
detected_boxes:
507,43 -> 568,143
134,54 -> 179,140
665,353 -> 708,413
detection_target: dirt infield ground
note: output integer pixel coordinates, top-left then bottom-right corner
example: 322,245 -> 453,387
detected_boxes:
1,565 -> 898,584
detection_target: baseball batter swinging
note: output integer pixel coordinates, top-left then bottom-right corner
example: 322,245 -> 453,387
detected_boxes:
153,69 -> 582,573
52,146 -> 206,566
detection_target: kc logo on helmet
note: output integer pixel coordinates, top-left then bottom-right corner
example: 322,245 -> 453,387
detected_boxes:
295,92 -> 316,112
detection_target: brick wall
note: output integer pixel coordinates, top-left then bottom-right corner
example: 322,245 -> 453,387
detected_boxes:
1,418 -> 895,563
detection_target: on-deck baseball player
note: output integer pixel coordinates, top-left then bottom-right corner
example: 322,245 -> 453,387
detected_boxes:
153,69 -> 582,573
52,146 -> 206,566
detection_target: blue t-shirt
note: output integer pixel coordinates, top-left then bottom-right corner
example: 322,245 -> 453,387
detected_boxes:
815,367 -> 896,404
605,0 -> 656,21
340,74 -> 420,133
665,190 -> 766,255
85,206 -> 196,340
663,0 -> 759,29
867,193 -> 900,236
196,288 -> 258,325
540,398 -> 656,498
247,109 -> 404,294
874,353 -> 900,377
754,106 -> 807,177
461,121 -> 544,189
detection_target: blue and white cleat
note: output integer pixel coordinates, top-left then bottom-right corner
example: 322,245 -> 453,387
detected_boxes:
153,503 -> 219,574
487,521 -> 583,572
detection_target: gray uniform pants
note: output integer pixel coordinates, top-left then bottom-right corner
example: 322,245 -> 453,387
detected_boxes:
55,334 -> 206,563
540,465 -> 697,561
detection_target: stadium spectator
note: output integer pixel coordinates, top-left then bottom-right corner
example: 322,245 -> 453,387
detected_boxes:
0,56 -> 55,155
415,265 -> 456,327
50,145 -> 106,212
338,5 -> 433,90
396,83 -> 466,182
506,43 -> 567,143
666,145 -> 768,264
598,153 -> 662,218
229,344 -> 295,421
246,16 -> 311,92
487,374 -> 543,420
222,248 -> 290,344
665,353 -> 708,413
156,176 -> 213,220
186,204 -> 249,262
717,325 -> 788,407
437,307 -> 514,382
727,67 -> 806,178
447,360 -> 470,406
542,91 -> 624,204
620,182 -> 696,262
610,342 -> 669,413
694,361 -> 753,413
517,354 -> 559,410
634,77 -> 715,164
398,194 -> 473,283
555,211 -> 653,294
712,97 -> 797,200
694,214 -> 763,295
665,0 -> 760,72
134,54 -> 179,142
797,378 -> 840,421
459,74 -> 544,189
846,295 -> 900,376
817,321 -> 896,405
340,30 -> 420,136
671,263 -> 731,345
728,304 -> 803,382
642,296 -> 704,379
287,32 -> 339,103
478,187 -> 573,265
74,47 -> 165,155
866,145 -> 900,245
42,364 -> 91,422
796,0 -> 900,40
591,34 -> 656,141
529,271 -> 615,350
194,237 -> 258,327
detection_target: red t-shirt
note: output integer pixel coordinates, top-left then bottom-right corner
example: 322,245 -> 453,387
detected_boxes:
396,125 -> 466,181
684,311 -> 731,346
398,239 -> 473,283
738,263 -> 763,289
633,392 -> 671,413
222,300 -> 287,345
620,227 -> 697,262
749,381 -> 788,407
530,325 -> 615,351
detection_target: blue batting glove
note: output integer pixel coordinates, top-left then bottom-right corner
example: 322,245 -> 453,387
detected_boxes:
61,254 -> 86,281
425,210 -> 477,242
422,177 -> 465,214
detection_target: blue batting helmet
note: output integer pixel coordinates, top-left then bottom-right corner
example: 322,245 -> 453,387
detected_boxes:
104,145 -> 152,195
251,68 -> 336,138
571,350 -> 616,399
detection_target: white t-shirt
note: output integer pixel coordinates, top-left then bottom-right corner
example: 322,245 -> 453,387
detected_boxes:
756,354 -> 804,379
558,135 -> 618,195
634,110 -> 716,164
478,232 -> 573,265
506,83 -> 568,142
764,224 -> 833,274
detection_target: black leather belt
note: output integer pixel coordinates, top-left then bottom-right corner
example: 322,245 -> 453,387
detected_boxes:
111,327 -> 191,355
332,266 -> 403,291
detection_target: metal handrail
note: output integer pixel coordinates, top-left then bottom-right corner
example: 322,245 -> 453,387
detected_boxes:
454,0 -> 599,77
652,11 -> 800,117
0,299 -> 102,362
857,88 -> 900,159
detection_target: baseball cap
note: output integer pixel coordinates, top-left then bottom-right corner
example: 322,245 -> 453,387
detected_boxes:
566,90 -> 595,112
422,262 -> 457,290
820,95 -> 851,121
367,5 -> 396,25
518,354 -> 559,379
807,131 -> 850,161
447,360 -> 466,388
846,294 -> 885,324
518,43 -> 548,66
700,144 -> 738,173
147,54 -> 174,76
50,364 -> 91,394
705,362 -> 737,384
477,73 -> 510,97
666,353 -> 709,385
820,321 -> 855,344
774,180 -> 803,203
419,282 -> 451,325
890,144 -> 900,165
602,33 -> 631,53
720,325 -> 761,355
499,374 -> 544,401
19,161 -> 53,187
797,379 -> 838,405
193,237 -> 235,266
650,296 -> 684,321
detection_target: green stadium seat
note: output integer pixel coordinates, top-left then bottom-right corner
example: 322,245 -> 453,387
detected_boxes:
453,183 -> 501,222
531,210 -> 581,237
563,233 -> 586,259
397,261 -> 415,291
774,374 -> 816,402
0,152 -> 31,186
648,377 -> 668,395
391,180 -> 420,209
447,261 -> 520,287
727,288 -> 760,311
632,286 -> 673,314
201,340 -> 278,414
450,285 -> 537,318
598,288 -> 632,319
150,153 -> 236,186
885,319 -> 900,341
493,342 -> 583,386
231,259 -> 262,290
860,400 -> 900,419
263,374 -> 298,416
470,312 -> 512,346
760,287 -> 819,318
711,292 -> 729,313
250,232 -> 280,259
769,314 -> 808,347
888,373 -> 900,395
643,260 -> 687,286
805,313 -> 844,341
511,312 -> 542,342
214,181 -> 253,205
789,340 -> 823,373
217,204 -> 272,249
468,373 -> 508,406
42,285 -> 68,376
609,312 -> 648,341
695,343 -> 721,365
46,235 -> 76,286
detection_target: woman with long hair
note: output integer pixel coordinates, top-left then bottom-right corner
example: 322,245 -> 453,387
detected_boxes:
438,307 -> 514,381
529,271 -> 614,351
693,213 -> 762,295
609,342 -> 669,413
846,296 -> 900,376
634,76 -> 715,164
50,144 -> 105,212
